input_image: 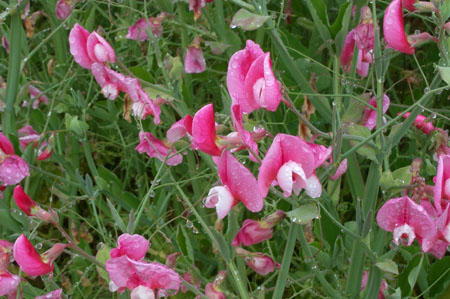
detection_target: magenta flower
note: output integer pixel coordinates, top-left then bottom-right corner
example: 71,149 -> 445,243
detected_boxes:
136,132 -> 182,166
232,210 -> 285,246
55,0 -> 71,20
29,85 -> 49,109
37,140 -> 53,161
340,6 -> 374,77
258,134 -> 331,198
245,254 -> 278,276
402,0 -> 417,11
166,115 -> 193,144
434,155 -> 450,213
205,150 -> 263,219
35,289 -> 63,299
0,240 -> 19,298
0,133 -> 29,186
192,104 -> 223,156
363,94 -> 390,130
13,186 -> 57,223
227,40 -> 282,113
376,196 -> 436,250
18,125 -> 40,150
361,271 -> 387,299
13,234 -> 67,276
110,234 -> 150,261
126,17 -> 163,41
205,271 -> 226,299
402,112 -> 435,135
185,46 -> 206,74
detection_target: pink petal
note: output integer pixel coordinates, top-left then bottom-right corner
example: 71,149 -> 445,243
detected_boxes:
330,158 -> 348,180
434,155 -> 450,213
13,234 -> 53,276
402,112 -> 435,135
276,161 -> 307,197
13,185 -> 37,216
340,30 -> 356,71
29,85 -> 49,108
35,289 -> 63,299
364,94 -> 390,130
0,132 -> 15,155
0,272 -> 20,297
0,155 -> 29,186
245,254 -> 276,276
131,88 -> 161,125
184,47 -> 206,73
166,115 -> 193,143
192,104 -> 222,156
90,63 -> 126,100
232,219 -> 273,247
69,24 -> 93,69
55,0 -> 71,20
231,105 -> 258,161
383,0 -> 414,54
130,286 -> 155,299
402,0 -> 417,12
305,174 -> 322,198
18,125 -> 40,150
206,186 -> 234,219
110,234 -> 150,261
213,150 -> 263,213
86,32 -> 116,64
136,132 -> 182,166
258,135 -> 283,197
127,18 -> 162,41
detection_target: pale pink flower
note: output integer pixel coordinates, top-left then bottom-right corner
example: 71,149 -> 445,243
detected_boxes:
14,234 -> 68,276
0,133 -> 29,186
434,155 -> 450,213
55,0 -> 71,20
205,150 -> 263,219
192,104 -> 223,156
340,6 -> 374,77
232,210 -> 285,246
126,18 -> 163,41
110,234 -> 150,261
35,289 -> 63,299
402,112 -> 435,135
258,134 -> 331,198
13,186 -> 57,223
29,85 -> 49,109
136,132 -> 182,166
124,78 -> 161,124
205,271 -> 226,299
227,40 -> 282,113
166,115 -> 193,144
376,196 -> 436,250
363,94 -> 390,130
361,271 -> 387,299
330,159 -> 348,180
185,46 -> 206,73
18,125 -> 40,150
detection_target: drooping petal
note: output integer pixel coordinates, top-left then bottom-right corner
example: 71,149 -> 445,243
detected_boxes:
192,104 -> 222,156
166,115 -> 193,143
245,254 -> 276,276
110,234 -> 150,261
18,125 -> 40,150
69,23 -> 93,69
232,219 -> 273,247
231,104 -> 258,161
13,234 -> 53,276
304,174 -> 322,198
383,0 -> 414,54
136,132 -> 182,166
205,186 -> 234,219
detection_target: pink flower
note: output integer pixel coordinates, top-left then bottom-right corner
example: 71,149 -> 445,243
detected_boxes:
0,241 -> 19,297
110,234 -> 150,261
124,78 -> 161,124
189,0 -> 206,20
185,38 -> 206,74
361,271 -> 387,299
13,186 -> 57,223
126,18 -> 163,41
383,0 -> 415,54
192,104 -> 223,156
106,256 -> 180,293
0,133 -> 29,186
245,254 -> 277,276
165,252 -> 180,268
13,234 -> 67,276
86,32 -> 116,64
29,85 -> 49,109
205,271 -> 226,299
330,159 -> 348,180
18,125 -> 40,150
227,40 -> 282,113
231,104 -> 260,161
37,140 -> 53,161
136,132 -> 182,166
35,289 -> 63,299
130,286 -> 155,299
258,134 -> 331,198
55,0 -> 71,20
340,6 -> 374,77
363,94 -> 390,130
402,112 -> 435,135
232,210 -> 285,246
376,196 -> 436,250
91,63 -> 126,100
166,115 -> 193,144
205,150 -> 263,219
434,155 -> 450,213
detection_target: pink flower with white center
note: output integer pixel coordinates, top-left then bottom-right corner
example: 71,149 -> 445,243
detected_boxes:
192,104 -> 223,156
0,133 -> 29,186
110,234 -> 150,261
376,196 -> 436,250
29,85 -> 49,109
13,186 -> 58,223
18,125 -> 40,150
136,132 -> 183,166
205,271 -> 226,299
434,155 -> 450,213
126,17 -> 163,41
130,286 -> 154,299
258,134 -> 331,198
402,112 -> 435,135
363,94 -> 390,130
166,115 -> 193,144
232,210 -> 285,247
0,240 -> 19,298
105,256 -> 180,294
55,0 -> 71,20
227,40 -> 282,114
340,6 -> 374,77
35,289 -> 63,299
330,158 -> 348,180
90,63 -> 126,100
13,234 -> 68,277
205,150 -> 263,219
361,271 -> 387,299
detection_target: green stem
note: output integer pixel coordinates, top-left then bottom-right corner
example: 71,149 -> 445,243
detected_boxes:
3,8 -> 22,135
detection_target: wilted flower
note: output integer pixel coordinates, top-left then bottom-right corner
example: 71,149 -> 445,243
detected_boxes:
126,17 -> 164,41
55,0 -> 71,20
185,37 -> 206,74
18,125 -> 40,150
29,85 -> 49,109
235,248 -> 279,276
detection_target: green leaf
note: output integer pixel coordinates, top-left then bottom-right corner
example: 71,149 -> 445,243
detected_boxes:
330,2 -> 350,37
304,0 -> 331,47
342,93 -> 370,123
230,8 -> 270,31
442,0 -> 450,21
129,66 -> 153,82
380,166 -> 412,192
176,225 -> 195,263
286,204 -> 319,224
95,244 -> 111,281
345,124 -> 377,161
438,66 -> 450,86
427,256 -> 450,297
169,56 -> 183,80
376,259 -> 399,275
335,3 -> 352,56
106,199 -> 127,233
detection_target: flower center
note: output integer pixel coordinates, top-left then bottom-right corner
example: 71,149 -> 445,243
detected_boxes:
393,224 -> 416,246
94,43 -> 108,63
253,78 -> 266,107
